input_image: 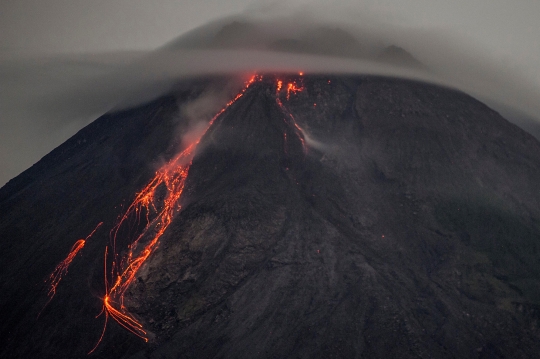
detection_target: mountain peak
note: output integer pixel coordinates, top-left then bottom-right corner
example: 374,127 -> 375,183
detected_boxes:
1,74 -> 540,358
377,45 -> 426,69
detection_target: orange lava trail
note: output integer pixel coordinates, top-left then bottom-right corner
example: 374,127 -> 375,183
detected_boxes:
275,76 -> 307,153
286,82 -> 303,101
90,75 -> 260,351
40,222 -> 103,316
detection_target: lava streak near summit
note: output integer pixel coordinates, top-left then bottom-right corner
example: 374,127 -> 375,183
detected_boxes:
35,73 -> 316,354
89,75 -> 262,350
91,74 -> 312,347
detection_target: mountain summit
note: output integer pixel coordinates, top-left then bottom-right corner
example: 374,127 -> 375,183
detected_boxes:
1,74 -> 540,358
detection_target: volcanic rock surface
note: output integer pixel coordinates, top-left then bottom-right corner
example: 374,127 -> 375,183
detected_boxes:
1,75 -> 540,358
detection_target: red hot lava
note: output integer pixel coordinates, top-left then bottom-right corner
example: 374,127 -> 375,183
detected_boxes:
45,74 -> 312,354
42,222 -> 103,313
88,75 -> 260,352
286,82 -> 303,101
275,76 -> 307,153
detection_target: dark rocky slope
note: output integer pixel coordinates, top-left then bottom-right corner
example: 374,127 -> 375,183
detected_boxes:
1,75 -> 539,358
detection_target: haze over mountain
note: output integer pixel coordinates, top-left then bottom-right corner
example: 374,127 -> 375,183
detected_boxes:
2,8 -> 540,187
1,73 -> 539,358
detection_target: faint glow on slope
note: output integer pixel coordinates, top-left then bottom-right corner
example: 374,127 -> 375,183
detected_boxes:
275,75 -> 307,153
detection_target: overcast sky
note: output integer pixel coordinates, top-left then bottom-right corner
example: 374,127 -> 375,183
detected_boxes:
2,0 -> 539,57
1,0 -> 540,186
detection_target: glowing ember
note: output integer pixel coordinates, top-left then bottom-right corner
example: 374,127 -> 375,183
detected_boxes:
275,77 -> 307,153
286,82 -> 303,101
89,75 -> 260,352
41,222 -> 103,314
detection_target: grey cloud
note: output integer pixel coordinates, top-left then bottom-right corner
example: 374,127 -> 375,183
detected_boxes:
1,9 -> 540,187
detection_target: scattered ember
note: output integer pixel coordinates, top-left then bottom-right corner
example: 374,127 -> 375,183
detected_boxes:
275,77 -> 307,154
46,73 -> 314,353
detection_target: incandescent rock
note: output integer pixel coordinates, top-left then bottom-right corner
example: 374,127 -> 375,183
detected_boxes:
1,75 -> 539,358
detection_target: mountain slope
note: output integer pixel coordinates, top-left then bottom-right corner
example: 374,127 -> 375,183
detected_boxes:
1,75 -> 540,358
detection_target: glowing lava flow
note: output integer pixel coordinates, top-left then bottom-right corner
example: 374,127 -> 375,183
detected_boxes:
89,75 -> 260,353
41,222 -> 103,314
275,76 -> 307,153
286,82 -> 303,101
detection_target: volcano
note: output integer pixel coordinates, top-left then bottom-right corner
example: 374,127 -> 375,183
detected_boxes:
1,74 -> 540,358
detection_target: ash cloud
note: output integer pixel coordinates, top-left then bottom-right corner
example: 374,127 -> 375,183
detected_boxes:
2,8 -> 540,187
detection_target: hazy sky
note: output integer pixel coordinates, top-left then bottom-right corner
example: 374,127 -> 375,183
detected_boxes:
2,0 -> 539,57
1,0 -> 540,186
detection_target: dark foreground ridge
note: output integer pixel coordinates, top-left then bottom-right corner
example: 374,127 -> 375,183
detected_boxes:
1,75 -> 540,358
